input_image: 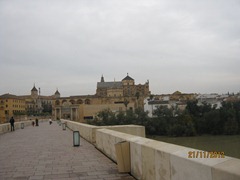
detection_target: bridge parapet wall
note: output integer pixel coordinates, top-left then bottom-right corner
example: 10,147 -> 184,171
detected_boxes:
96,129 -> 240,180
60,119 -> 145,144
59,119 -> 240,180
0,119 -> 48,134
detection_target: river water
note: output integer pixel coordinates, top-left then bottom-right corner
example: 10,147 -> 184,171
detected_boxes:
149,135 -> 240,159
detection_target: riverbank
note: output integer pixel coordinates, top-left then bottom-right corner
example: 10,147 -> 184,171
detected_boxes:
148,135 -> 240,159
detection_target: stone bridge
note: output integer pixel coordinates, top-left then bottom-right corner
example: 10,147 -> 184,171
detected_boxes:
0,119 -> 240,180
0,120 -> 134,180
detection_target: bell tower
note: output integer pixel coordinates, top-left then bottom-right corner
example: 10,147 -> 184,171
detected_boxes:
31,84 -> 38,100
54,89 -> 61,99
101,75 -> 105,82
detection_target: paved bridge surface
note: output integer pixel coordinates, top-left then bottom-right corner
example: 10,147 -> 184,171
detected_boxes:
0,121 -> 135,180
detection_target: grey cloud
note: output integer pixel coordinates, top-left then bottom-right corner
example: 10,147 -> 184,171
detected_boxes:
0,0 -> 240,96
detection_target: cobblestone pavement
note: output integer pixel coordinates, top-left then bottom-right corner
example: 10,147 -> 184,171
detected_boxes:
0,121 -> 135,180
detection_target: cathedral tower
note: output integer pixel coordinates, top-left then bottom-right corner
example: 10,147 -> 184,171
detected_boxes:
31,84 -> 38,100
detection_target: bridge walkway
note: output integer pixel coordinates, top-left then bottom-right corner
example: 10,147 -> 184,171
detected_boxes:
0,121 -> 135,180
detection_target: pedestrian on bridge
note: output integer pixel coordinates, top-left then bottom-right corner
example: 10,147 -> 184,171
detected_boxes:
35,118 -> 39,126
9,117 -> 15,131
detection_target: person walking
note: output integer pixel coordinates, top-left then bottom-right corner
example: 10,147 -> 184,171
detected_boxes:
35,118 -> 39,126
10,117 -> 15,131
49,119 -> 52,125
32,120 -> 35,127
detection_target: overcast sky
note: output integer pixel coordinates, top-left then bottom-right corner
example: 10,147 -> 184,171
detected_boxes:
0,0 -> 240,97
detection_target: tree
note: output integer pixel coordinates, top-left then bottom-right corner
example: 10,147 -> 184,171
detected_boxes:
153,106 -> 173,118
135,107 -> 148,125
224,118 -> 238,135
186,100 -> 199,117
135,92 -> 140,108
123,99 -> 129,111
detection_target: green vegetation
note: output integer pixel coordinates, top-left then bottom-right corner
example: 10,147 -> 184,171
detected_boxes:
87,100 -> 240,137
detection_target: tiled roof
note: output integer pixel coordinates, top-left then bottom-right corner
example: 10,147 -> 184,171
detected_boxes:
31,86 -> 38,91
55,90 -> 60,95
0,93 -> 18,99
97,81 -> 122,88
122,75 -> 134,81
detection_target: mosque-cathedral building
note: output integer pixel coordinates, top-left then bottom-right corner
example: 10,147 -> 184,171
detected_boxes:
52,74 -> 150,122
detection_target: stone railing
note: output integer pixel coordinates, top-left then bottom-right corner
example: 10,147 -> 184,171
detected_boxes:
60,119 -> 145,144
0,119 -> 49,134
60,119 -> 240,180
96,129 -> 240,180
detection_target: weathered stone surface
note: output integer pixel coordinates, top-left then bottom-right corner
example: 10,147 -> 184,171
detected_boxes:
0,122 -> 133,180
95,128 -> 240,180
212,158 -> 240,180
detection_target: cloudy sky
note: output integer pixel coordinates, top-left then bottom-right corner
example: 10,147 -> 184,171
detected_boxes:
0,0 -> 240,97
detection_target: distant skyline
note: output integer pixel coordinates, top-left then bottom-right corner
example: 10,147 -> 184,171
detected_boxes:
1,0 -> 240,97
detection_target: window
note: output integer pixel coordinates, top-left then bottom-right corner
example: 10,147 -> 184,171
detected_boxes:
77,99 -> 83,104
70,99 -> 76,104
85,99 -> 90,104
55,100 -> 60,105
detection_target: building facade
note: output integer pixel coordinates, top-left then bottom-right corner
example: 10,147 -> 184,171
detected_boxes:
144,91 -> 196,117
18,85 -> 56,115
52,74 -> 150,122
0,85 -> 57,123
0,94 -> 26,123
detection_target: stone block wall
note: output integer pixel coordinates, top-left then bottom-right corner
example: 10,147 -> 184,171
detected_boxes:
96,128 -> 240,180
60,119 -> 145,144
0,119 -> 48,134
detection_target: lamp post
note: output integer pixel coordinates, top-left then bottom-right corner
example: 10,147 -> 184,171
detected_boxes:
62,123 -> 66,130
73,131 -> 80,146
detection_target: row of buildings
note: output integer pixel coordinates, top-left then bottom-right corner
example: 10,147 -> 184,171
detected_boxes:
0,85 -> 58,123
144,92 -> 240,117
1,74 -> 239,123
0,74 -> 150,123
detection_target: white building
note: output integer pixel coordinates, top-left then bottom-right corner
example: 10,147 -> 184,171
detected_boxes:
196,94 -> 228,109
144,97 -> 187,117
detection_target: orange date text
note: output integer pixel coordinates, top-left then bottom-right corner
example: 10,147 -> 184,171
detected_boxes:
188,151 -> 225,158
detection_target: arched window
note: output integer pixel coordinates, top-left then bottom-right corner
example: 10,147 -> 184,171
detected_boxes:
85,99 -> 90,104
55,100 -> 60,105
77,99 -> 83,104
69,99 -> 76,104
